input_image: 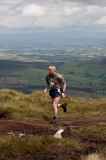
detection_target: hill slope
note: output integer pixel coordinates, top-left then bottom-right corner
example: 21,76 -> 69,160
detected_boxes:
0,89 -> 105,160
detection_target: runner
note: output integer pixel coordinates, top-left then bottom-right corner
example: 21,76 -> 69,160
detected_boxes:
44,65 -> 67,122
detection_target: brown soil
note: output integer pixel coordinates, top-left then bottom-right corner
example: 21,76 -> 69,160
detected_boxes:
0,117 -> 105,160
0,116 -> 105,135
0,116 -> 105,136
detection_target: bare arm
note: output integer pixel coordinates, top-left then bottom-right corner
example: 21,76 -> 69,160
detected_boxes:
56,74 -> 67,93
44,75 -> 50,93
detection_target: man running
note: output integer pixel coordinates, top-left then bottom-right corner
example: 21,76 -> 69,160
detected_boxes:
44,65 -> 67,122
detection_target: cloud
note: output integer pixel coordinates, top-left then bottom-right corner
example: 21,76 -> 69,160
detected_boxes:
22,4 -> 46,16
0,0 -> 106,28
64,0 -> 106,6
97,16 -> 106,25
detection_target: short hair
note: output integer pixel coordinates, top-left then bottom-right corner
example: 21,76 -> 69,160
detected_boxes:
48,65 -> 56,72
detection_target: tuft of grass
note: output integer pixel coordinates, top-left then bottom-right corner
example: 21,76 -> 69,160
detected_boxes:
0,135 -> 83,160
0,89 -> 105,121
0,134 -> 105,160
0,90 -> 52,120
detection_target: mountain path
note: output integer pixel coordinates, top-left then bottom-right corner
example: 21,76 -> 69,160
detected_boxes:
0,116 -> 105,136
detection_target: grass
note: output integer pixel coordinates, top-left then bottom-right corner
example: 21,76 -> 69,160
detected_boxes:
0,89 -> 105,160
0,89 -> 105,121
0,89 -> 52,120
0,135 -> 84,160
0,133 -> 105,160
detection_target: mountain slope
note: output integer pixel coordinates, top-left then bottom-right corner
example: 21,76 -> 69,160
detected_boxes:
0,89 -> 105,160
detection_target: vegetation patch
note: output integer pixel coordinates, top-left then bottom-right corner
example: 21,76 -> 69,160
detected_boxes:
0,90 -> 105,160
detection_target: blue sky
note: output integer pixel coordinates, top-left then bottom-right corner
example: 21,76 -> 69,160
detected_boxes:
0,0 -> 106,29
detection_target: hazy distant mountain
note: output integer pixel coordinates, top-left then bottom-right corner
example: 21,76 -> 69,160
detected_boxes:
0,27 -> 106,50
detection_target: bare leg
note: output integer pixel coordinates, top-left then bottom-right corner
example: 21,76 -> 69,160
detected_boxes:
52,96 -> 61,118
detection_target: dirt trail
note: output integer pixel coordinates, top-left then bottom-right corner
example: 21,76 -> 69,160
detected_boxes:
0,119 -> 55,135
0,116 -> 105,136
0,118 -> 105,160
62,117 -> 106,127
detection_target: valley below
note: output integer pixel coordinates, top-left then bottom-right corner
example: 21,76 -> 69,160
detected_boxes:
0,47 -> 105,97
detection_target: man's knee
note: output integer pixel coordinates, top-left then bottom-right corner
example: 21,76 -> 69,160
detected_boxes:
53,101 -> 57,106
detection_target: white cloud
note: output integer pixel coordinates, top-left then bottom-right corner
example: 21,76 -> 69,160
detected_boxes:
64,6 -> 82,16
22,4 -> 46,17
97,16 -> 106,25
0,0 -> 106,28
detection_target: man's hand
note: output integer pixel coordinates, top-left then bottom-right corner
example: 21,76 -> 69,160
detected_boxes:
62,92 -> 66,98
44,88 -> 48,93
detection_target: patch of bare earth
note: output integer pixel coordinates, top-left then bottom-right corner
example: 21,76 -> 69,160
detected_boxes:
0,116 -> 105,135
0,117 -> 105,160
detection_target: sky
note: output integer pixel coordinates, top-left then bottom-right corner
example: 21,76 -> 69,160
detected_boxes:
0,0 -> 106,29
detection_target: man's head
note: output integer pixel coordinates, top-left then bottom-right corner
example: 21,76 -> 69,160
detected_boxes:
48,65 -> 56,75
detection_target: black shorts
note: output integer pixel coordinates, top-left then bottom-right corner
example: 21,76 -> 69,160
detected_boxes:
49,88 -> 61,98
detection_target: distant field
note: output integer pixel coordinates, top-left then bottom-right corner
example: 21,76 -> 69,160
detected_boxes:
0,48 -> 106,97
